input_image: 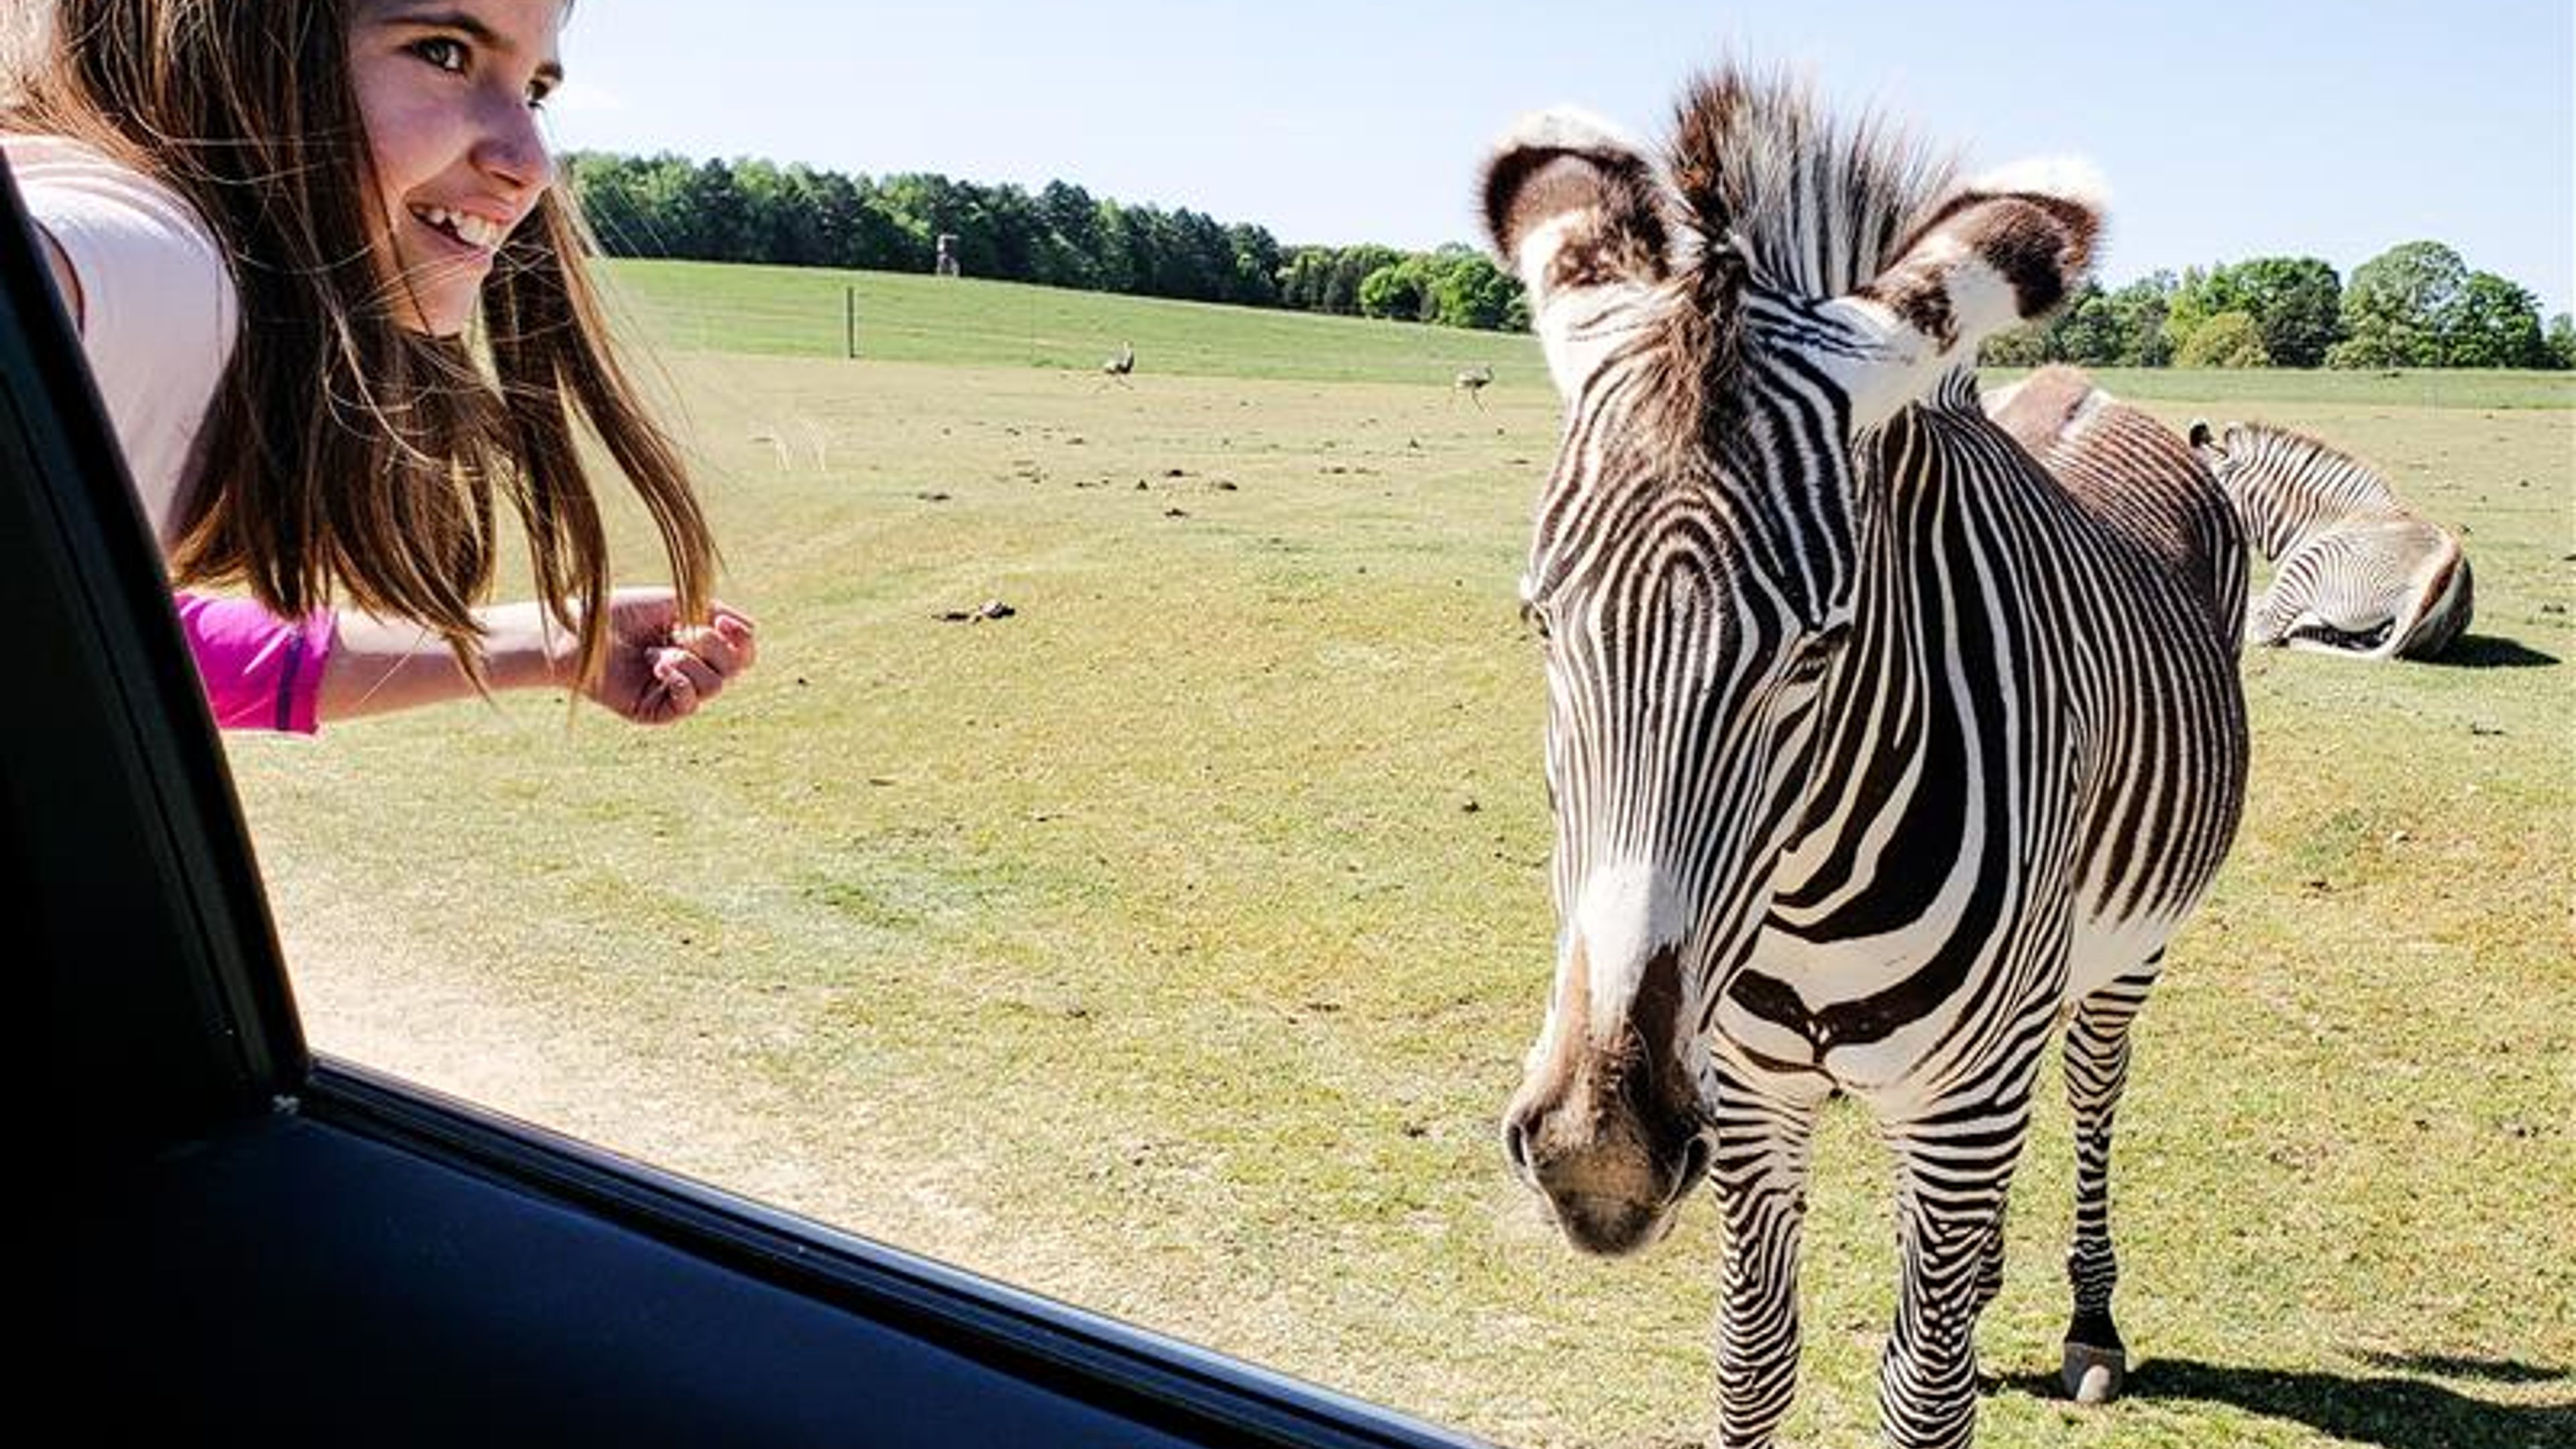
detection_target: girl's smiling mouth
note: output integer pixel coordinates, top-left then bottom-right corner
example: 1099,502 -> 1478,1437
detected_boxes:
409,203 -> 507,253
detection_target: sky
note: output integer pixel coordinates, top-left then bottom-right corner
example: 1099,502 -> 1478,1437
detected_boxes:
545,1 -> 2576,318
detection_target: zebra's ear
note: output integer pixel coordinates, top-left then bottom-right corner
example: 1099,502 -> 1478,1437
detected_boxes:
1823,158 -> 2106,427
2188,419 -> 2219,453
1482,109 -> 1674,398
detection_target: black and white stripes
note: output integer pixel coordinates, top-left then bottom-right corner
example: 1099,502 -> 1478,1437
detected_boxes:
1487,68 -> 2248,1449
2190,420 -> 2475,659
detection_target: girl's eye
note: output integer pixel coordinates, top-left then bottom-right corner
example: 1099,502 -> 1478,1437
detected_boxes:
411,36 -> 468,73
525,82 -> 552,111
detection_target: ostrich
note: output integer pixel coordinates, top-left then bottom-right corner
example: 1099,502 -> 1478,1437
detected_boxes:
1454,363 -> 1493,407
1102,341 -> 1135,385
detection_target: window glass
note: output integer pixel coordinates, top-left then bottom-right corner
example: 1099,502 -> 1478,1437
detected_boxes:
185,6 -> 2576,1447
224,280 -> 1585,1435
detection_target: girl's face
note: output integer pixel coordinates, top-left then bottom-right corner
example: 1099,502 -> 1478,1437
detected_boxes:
347,0 -> 568,336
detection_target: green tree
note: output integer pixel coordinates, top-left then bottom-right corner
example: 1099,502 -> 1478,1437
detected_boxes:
678,159 -> 753,260
1226,225 -> 1283,307
2165,258 -> 2340,368
1428,250 -> 1521,330
1092,200 -> 1150,294
614,153 -> 706,258
2176,311 -> 2270,368
2056,285 -> 2129,365
563,152 -> 649,254
1035,181 -> 1103,289
1979,280 -> 2127,367
2230,257 -> 2341,366
2161,265 -> 2216,361
870,173 -> 951,270
1979,325 -> 2046,369
2328,240 -> 2466,368
1157,208 -> 1234,302
975,183 -> 1045,284
2546,313 -> 2576,370
839,174 -> 913,270
1322,245 -> 1403,315
1358,255 -> 1434,321
2106,272 -> 2177,366
726,159 -> 798,265
1275,247 -> 1328,311
2444,272 -> 2549,368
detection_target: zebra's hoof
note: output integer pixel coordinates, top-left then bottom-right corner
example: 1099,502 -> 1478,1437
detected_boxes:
2061,1342 -> 2125,1404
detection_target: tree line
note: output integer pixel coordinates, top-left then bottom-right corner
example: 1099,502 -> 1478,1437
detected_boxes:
1983,244 -> 2575,370
568,151 -> 2569,367
564,152 -> 1526,331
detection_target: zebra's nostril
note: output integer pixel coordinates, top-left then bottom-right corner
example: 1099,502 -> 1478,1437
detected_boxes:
1676,1134 -> 1712,1193
1503,1114 -> 1535,1179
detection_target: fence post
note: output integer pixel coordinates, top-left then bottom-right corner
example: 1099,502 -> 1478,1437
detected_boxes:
845,285 -> 857,360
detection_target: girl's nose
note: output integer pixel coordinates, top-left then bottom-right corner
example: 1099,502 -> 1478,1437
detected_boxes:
474,97 -> 554,194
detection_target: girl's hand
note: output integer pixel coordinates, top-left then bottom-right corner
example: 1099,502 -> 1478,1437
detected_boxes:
578,588 -> 759,725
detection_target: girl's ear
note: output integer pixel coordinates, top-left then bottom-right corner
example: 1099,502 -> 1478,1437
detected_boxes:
1819,159 -> 2105,429
1482,109 -> 1676,400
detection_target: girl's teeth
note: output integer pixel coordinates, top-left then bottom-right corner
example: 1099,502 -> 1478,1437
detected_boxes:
416,205 -> 502,249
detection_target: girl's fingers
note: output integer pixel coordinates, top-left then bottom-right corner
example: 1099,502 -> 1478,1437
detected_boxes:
656,648 -> 727,701
712,612 -> 759,667
646,654 -> 699,722
669,623 -> 751,678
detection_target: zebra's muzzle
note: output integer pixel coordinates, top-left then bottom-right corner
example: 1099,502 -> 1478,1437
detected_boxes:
1504,1083 -> 1711,1257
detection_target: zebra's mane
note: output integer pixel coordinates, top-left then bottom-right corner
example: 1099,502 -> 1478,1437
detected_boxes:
1665,65 -> 1955,299
2226,422 -> 2402,513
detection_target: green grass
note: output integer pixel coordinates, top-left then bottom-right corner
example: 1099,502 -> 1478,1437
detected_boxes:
222,268 -> 2575,1448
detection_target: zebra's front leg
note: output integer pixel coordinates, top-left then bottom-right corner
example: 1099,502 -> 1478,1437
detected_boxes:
1970,1199 -> 2008,1322
1879,1105 -> 2035,1449
2060,970 -> 2156,1403
1707,1077 -> 1822,1449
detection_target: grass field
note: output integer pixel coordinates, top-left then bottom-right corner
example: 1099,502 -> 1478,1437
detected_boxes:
600,256 -> 1540,384
223,264 -> 2574,1448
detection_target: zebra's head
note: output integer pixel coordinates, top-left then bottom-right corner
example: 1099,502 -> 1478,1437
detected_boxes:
2188,418 -> 2240,486
1486,68 -> 2102,1256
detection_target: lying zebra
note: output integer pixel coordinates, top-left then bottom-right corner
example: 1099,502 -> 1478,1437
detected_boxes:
2187,420 -> 2474,659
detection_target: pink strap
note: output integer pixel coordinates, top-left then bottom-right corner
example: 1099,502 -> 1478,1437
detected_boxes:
171,592 -> 334,734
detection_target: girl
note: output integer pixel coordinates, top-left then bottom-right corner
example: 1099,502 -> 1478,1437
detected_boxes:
2,0 -> 754,730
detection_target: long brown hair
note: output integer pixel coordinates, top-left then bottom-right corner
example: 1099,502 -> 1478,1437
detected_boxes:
3,0 -> 713,684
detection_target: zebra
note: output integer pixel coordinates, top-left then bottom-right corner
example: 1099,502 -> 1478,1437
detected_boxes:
1485,67 -> 2247,1449
2188,420 -> 2473,659
1984,368 -> 2248,634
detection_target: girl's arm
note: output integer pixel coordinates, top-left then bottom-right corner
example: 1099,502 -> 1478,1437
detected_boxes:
319,590 -> 757,726
175,593 -> 333,734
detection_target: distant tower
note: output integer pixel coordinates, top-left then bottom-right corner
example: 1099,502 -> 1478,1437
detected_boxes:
934,233 -> 961,278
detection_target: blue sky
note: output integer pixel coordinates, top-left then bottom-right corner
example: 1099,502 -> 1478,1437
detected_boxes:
547,1 -> 2575,317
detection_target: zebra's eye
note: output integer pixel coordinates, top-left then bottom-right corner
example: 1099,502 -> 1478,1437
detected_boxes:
1520,599 -> 1553,643
1784,621 -> 1852,685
